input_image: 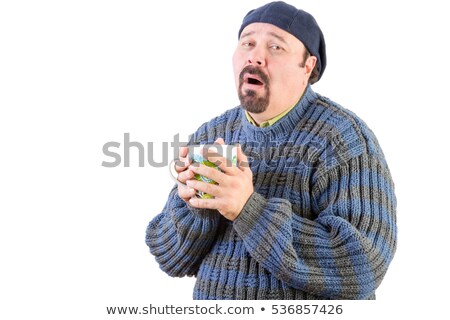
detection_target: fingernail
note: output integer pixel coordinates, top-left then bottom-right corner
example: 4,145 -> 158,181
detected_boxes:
208,146 -> 218,153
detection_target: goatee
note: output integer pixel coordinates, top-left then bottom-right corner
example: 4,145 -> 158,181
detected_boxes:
238,66 -> 270,114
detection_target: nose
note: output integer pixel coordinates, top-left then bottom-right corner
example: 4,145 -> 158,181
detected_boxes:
246,48 -> 266,67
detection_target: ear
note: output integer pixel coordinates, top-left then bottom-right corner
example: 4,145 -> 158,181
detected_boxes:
305,55 -> 317,78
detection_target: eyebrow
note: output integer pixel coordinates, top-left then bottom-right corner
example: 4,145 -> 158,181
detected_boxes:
240,31 -> 255,39
267,32 -> 288,44
239,30 -> 288,44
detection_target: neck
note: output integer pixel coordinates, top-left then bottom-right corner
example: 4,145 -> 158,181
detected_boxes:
240,85 -> 318,142
247,87 -> 306,125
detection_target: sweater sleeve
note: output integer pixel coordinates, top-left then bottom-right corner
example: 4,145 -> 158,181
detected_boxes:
146,186 -> 221,277
233,153 -> 397,299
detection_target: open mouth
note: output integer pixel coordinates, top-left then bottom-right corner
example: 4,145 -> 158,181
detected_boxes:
239,66 -> 269,90
247,77 -> 263,85
244,74 -> 264,86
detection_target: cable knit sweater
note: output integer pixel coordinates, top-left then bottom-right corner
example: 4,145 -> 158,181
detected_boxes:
146,85 -> 397,300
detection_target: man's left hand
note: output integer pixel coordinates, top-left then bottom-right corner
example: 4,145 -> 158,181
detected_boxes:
186,139 -> 253,221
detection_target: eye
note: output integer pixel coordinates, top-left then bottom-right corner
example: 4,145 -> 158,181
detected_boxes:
270,44 -> 282,51
242,41 -> 254,48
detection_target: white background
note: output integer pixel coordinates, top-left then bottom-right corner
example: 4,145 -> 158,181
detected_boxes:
1,0 -> 449,319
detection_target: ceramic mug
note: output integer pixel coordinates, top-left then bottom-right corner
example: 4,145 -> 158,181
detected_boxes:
169,144 -> 237,198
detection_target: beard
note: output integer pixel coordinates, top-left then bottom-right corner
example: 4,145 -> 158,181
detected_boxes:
238,66 -> 270,114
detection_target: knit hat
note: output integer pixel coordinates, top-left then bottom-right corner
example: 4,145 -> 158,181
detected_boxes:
238,1 -> 326,83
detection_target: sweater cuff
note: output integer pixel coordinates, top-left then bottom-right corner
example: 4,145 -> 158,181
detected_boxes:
188,205 -> 218,220
233,192 -> 268,236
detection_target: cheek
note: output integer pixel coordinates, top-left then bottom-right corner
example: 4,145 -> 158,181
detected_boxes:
232,52 -> 243,87
232,51 -> 241,70
280,64 -> 304,86
268,64 -> 303,93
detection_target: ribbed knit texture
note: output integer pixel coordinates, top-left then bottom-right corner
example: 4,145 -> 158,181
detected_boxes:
146,85 -> 397,300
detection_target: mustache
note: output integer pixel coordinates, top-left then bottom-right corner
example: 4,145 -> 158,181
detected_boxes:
239,65 -> 269,85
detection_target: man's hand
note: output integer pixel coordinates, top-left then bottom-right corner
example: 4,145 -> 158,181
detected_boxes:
175,146 -> 197,202
187,138 -> 253,221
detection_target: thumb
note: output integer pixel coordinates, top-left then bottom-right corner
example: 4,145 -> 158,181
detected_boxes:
237,144 -> 250,170
179,146 -> 188,158
214,138 -> 225,145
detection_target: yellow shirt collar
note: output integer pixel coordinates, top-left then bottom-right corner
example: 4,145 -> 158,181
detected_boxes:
245,94 -> 303,128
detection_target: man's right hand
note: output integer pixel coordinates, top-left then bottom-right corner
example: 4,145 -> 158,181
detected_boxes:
175,146 -> 197,202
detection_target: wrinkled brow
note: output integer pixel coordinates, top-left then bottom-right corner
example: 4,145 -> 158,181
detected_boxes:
240,30 -> 287,45
267,32 -> 287,44
240,31 -> 255,39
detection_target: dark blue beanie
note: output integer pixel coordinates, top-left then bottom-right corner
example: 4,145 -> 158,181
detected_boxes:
238,1 -> 326,83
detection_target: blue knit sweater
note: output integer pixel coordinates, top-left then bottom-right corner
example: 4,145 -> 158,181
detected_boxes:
146,86 -> 397,300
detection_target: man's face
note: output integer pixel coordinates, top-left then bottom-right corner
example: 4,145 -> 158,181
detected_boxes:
232,23 -> 314,116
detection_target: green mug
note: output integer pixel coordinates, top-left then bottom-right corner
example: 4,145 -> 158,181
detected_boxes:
170,144 -> 238,199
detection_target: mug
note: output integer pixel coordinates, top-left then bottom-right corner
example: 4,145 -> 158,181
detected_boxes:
169,144 -> 237,199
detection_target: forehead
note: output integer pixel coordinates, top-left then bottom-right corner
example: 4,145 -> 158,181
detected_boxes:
240,22 -> 304,47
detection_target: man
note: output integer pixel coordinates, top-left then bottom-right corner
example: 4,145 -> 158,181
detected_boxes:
146,1 -> 397,300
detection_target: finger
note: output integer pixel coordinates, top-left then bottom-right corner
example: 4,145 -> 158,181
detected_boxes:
188,196 -> 219,210
186,178 -> 220,197
174,146 -> 190,170
179,146 -> 188,158
214,138 -> 225,145
175,155 -> 192,173
189,163 -> 224,184
237,144 -> 251,170
178,185 -> 197,201
177,168 -> 194,184
203,144 -> 238,174
175,159 -> 190,173
204,152 -> 237,175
